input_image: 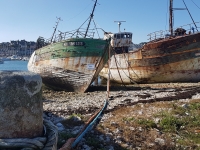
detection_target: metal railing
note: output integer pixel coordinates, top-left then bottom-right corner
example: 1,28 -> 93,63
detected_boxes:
44,28 -> 101,44
147,22 -> 200,42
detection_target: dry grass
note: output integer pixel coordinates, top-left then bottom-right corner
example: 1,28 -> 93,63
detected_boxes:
96,99 -> 200,150
57,99 -> 200,149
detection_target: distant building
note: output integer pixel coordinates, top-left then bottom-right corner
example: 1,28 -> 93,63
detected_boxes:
0,40 -> 36,57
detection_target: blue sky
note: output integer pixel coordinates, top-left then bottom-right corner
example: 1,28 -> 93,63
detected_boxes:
1,0 -> 200,44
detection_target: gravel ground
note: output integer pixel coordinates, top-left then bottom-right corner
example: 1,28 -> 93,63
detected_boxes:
42,82 -> 200,150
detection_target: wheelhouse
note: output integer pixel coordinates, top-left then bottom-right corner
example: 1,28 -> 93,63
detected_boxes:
110,32 -> 132,54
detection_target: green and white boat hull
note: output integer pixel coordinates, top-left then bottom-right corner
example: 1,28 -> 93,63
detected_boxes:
28,38 -> 110,92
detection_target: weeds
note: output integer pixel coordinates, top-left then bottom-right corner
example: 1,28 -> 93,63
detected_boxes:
158,112 -> 185,132
57,132 -> 75,148
137,118 -> 157,129
98,99 -> 200,149
57,99 -> 200,149
69,113 -> 83,119
122,117 -> 135,122
85,135 -> 103,148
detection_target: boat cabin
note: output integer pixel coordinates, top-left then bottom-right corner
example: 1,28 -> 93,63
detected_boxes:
104,32 -> 133,54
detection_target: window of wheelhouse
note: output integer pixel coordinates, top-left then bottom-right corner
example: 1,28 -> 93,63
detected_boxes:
121,34 -> 125,38
125,33 -> 132,39
117,34 -> 121,39
114,33 -> 132,39
114,34 -> 122,39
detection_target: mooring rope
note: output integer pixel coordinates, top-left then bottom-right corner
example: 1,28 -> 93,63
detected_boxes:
112,52 -> 128,89
122,51 -> 141,83
0,119 -> 58,150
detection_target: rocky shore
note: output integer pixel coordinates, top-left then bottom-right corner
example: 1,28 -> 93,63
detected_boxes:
42,83 -> 200,150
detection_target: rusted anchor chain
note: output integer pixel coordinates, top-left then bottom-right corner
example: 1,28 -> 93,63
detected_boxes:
59,100 -> 108,150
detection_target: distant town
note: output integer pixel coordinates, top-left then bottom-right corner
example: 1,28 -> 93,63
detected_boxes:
0,40 -> 36,57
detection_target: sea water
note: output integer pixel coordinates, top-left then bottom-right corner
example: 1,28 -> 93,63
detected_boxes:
0,60 -> 28,71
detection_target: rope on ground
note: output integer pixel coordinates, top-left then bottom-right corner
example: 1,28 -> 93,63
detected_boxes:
0,119 -> 58,150
60,100 -> 108,150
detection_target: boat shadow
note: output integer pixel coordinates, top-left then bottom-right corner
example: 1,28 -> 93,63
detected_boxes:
87,84 -> 142,92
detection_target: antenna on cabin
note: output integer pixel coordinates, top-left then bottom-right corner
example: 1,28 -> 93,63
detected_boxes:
114,21 -> 126,32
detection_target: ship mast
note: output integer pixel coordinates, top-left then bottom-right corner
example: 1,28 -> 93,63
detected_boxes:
169,0 -> 198,35
51,17 -> 62,42
169,0 -> 173,36
84,0 -> 98,38
114,21 -> 126,32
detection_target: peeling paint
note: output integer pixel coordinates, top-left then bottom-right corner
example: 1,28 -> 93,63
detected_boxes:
100,33 -> 200,84
28,38 -> 110,92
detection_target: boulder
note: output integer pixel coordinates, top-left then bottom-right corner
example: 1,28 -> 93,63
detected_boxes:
0,71 -> 43,138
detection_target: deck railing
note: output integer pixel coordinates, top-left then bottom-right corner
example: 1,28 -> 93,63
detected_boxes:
35,27 -> 107,49
44,28 -> 100,44
147,22 -> 200,42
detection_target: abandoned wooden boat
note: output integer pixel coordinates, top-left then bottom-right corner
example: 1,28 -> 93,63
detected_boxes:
28,0 -> 110,92
100,0 -> 200,84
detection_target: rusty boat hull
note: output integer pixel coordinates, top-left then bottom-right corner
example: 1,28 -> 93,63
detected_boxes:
100,32 -> 200,84
28,38 -> 110,92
